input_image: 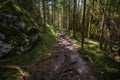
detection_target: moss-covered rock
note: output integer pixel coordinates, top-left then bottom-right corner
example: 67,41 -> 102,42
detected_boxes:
0,0 -> 42,57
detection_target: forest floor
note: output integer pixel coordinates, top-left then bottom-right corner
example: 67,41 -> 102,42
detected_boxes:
40,31 -> 99,80
1,28 -> 120,80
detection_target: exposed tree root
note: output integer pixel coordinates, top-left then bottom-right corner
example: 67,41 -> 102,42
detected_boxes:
0,65 -> 30,79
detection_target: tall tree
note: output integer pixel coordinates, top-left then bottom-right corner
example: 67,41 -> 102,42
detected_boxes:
73,0 -> 77,37
81,0 -> 87,50
42,0 -> 46,30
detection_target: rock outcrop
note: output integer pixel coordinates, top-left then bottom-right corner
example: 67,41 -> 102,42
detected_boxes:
0,0 -> 42,57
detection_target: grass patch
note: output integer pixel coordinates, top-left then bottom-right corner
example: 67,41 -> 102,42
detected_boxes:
73,36 -> 120,80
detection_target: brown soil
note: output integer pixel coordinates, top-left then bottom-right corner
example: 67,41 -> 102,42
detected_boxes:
30,33 -> 99,80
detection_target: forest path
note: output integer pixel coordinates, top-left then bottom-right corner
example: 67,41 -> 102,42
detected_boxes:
50,30 -> 99,80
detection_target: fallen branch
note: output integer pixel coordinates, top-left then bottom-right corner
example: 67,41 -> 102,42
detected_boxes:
0,65 -> 29,77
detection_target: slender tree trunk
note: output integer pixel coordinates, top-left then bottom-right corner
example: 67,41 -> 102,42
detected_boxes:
46,1 -> 50,24
81,0 -> 86,50
54,9 -> 56,25
77,0 -> 81,31
73,0 -> 77,38
42,0 -> 46,30
68,0 -> 72,30
99,13 -> 105,50
62,0 -> 66,28
52,0 -> 54,25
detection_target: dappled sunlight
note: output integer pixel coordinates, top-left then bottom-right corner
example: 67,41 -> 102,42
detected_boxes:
88,44 -> 97,47
73,40 -> 81,48
47,31 -> 99,80
85,39 -> 98,45
1,0 -> 120,79
105,66 -> 118,72
47,24 -> 58,35
66,46 -> 74,50
72,35 -> 120,80
114,56 -> 120,62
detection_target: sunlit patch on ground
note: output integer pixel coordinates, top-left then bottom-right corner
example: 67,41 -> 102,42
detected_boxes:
115,56 -> 120,62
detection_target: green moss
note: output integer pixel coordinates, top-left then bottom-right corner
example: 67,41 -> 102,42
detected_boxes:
0,24 -> 57,80
0,0 -> 58,80
66,30 -> 73,37
73,35 -> 120,80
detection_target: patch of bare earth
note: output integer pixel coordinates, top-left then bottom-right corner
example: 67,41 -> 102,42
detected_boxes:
26,33 -> 99,80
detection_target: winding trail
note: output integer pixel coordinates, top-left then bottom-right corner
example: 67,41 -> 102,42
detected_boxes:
31,31 -> 99,80
50,31 -> 99,80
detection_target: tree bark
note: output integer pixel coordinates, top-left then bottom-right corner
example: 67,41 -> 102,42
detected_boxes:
81,0 -> 87,50
42,0 -> 46,30
73,0 -> 77,38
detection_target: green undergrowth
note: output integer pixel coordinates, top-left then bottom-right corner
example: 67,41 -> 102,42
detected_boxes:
0,24 -> 57,79
68,31 -> 120,80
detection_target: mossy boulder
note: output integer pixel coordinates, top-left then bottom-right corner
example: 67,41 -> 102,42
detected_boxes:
0,0 -> 42,57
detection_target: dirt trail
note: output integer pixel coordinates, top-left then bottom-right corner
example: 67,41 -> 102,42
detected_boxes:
45,31 -> 99,80
31,31 -> 99,80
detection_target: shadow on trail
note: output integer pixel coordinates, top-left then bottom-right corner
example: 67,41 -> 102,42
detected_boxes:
54,32 -> 99,80
31,30 -> 99,80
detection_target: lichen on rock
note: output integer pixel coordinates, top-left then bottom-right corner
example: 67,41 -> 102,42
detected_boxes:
0,0 -> 42,57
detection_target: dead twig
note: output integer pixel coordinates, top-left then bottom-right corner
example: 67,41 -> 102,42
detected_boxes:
0,65 -> 29,77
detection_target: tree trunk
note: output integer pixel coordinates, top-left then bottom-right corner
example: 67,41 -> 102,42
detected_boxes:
81,0 -> 87,50
73,0 -> 77,38
46,1 -> 50,24
42,0 -> 46,30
